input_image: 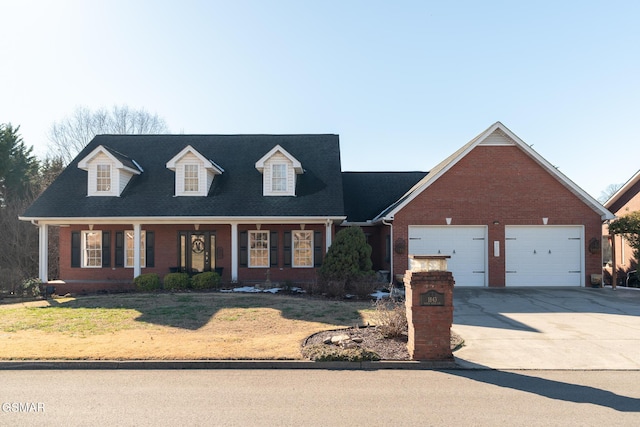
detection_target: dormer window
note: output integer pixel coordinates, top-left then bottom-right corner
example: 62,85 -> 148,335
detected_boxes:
271,163 -> 288,192
96,164 -> 112,192
184,164 -> 200,192
166,145 -> 224,197
255,145 -> 303,196
78,145 -> 142,197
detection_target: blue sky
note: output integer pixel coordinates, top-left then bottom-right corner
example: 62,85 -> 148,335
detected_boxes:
1,0 -> 639,199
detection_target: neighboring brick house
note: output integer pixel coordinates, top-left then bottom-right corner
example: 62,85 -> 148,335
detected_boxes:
21,122 -> 613,292
603,169 -> 640,285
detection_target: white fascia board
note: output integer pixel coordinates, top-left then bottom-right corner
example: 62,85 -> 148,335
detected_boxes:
78,145 -> 141,175
166,145 -> 223,174
505,127 -> 615,221
255,144 -> 303,173
19,216 -> 347,226
380,121 -> 614,221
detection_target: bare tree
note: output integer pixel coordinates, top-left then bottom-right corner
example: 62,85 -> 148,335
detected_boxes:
598,183 -> 624,204
48,105 -> 170,164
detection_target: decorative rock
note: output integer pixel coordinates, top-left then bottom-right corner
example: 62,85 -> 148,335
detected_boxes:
330,334 -> 350,344
352,337 -> 364,343
342,341 -> 358,349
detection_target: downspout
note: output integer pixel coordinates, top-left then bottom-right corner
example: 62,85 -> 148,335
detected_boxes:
382,218 -> 393,287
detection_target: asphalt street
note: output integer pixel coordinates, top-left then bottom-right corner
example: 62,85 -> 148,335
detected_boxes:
1,369 -> 640,426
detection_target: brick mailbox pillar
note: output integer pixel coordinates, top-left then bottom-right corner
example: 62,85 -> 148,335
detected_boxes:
404,255 -> 454,361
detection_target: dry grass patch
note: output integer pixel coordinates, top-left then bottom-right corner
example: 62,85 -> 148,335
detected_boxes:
0,292 -> 374,360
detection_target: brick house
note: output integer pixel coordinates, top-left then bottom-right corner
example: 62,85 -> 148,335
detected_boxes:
21,122 -> 613,292
342,122 -> 613,287
603,169 -> 640,285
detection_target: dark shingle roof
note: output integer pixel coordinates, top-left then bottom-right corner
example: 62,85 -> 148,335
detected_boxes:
342,172 -> 428,223
24,134 -> 345,219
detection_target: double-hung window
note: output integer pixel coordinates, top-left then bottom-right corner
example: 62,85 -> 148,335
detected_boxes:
249,231 -> 269,267
271,164 -> 287,192
184,164 -> 199,192
96,164 -> 111,192
82,230 -> 102,268
293,230 -> 313,267
125,230 -> 146,268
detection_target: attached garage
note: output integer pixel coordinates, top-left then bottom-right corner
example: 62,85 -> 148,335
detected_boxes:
408,226 -> 487,287
505,226 -> 584,286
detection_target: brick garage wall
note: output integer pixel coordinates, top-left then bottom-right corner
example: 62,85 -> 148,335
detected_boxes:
393,145 -> 604,287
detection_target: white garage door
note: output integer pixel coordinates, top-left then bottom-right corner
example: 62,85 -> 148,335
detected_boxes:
408,226 -> 487,287
505,226 -> 583,286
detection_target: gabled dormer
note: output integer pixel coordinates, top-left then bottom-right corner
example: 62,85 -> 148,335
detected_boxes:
166,145 -> 224,197
78,145 -> 143,197
255,145 -> 304,196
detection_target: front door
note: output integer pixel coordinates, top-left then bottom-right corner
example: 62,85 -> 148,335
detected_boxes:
179,231 -> 216,273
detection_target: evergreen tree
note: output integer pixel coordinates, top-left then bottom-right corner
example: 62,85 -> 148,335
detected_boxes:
319,226 -> 374,285
0,123 -> 39,204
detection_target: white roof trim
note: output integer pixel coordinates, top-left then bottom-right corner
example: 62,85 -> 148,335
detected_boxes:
77,145 -> 142,175
604,169 -> 640,210
20,215 -> 347,226
255,144 -> 303,173
165,145 -> 224,174
380,121 -> 614,221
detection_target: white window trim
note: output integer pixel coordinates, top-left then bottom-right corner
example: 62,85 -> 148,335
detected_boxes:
271,163 -> 288,193
292,230 -> 313,268
96,164 -> 112,193
82,230 -> 102,268
183,163 -> 200,193
125,230 -> 146,268
249,230 -> 270,268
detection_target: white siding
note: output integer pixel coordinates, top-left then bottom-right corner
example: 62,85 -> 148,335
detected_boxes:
175,153 -> 206,196
479,129 -> 515,146
119,170 -> 135,194
263,153 -> 295,196
87,153 -> 117,196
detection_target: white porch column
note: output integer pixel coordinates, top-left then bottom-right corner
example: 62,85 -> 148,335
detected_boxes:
133,223 -> 142,278
325,219 -> 332,252
231,222 -> 238,281
38,224 -> 49,283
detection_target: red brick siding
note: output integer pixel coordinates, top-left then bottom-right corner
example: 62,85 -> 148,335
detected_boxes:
606,180 -> 640,277
393,145 -> 604,287
236,224 -> 325,283
57,223 -> 328,291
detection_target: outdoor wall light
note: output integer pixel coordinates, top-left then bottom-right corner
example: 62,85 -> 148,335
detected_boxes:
543,217 -> 549,225
446,217 -> 452,225
493,220 -> 500,225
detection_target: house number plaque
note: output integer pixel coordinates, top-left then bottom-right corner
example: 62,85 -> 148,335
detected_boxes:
420,290 -> 445,306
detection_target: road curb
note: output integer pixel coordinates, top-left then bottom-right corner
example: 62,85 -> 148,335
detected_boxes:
0,359 -> 459,370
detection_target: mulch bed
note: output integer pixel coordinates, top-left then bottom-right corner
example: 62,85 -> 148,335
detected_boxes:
302,326 -> 463,361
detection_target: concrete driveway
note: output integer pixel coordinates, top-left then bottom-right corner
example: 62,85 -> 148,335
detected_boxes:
452,287 -> 640,370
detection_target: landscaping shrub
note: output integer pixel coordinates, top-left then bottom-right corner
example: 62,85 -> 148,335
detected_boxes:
134,273 -> 161,292
319,280 -> 347,298
163,272 -> 191,291
347,275 -> 378,299
370,298 -> 408,338
318,226 -> 375,297
21,278 -> 42,298
301,344 -> 380,362
191,271 -> 221,290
